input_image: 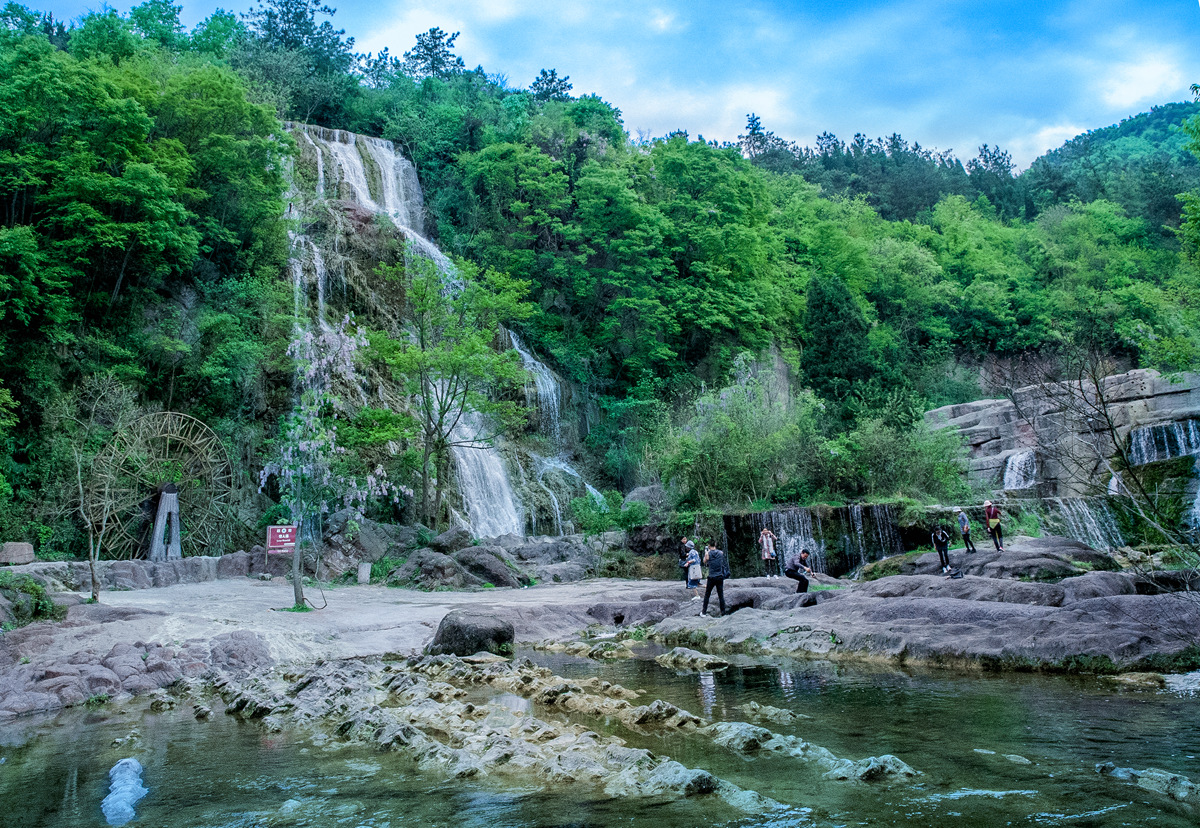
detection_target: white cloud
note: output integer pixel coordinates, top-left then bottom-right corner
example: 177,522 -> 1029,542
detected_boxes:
1005,123 -> 1090,169
1100,56 -> 1185,108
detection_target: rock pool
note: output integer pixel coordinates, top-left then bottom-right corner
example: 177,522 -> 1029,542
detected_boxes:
2,650 -> 1196,827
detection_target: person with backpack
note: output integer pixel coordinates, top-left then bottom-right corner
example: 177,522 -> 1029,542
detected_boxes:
984,500 -> 1004,552
955,507 -> 977,553
700,540 -> 730,618
758,527 -> 779,577
681,539 -> 701,600
784,549 -> 814,594
932,526 -> 952,574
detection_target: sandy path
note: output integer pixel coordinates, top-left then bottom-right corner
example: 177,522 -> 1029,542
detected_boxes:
45,578 -> 666,666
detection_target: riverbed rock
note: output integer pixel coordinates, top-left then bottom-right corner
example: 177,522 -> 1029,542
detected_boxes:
871,536 -> 1117,582
427,610 -> 514,657
1098,762 -> 1197,802
1105,671 -> 1168,689
655,647 -> 730,671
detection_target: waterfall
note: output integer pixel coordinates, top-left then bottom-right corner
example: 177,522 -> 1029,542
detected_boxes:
761,509 -> 828,574
288,123 -> 525,538
1127,419 -> 1200,466
449,411 -> 524,538
510,331 -> 563,444
848,504 -> 867,569
868,504 -> 905,559
1187,457 -> 1200,533
1002,449 -> 1037,491
1050,498 -> 1124,550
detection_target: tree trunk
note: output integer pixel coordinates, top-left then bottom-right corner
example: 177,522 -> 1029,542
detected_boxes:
292,542 -> 305,608
88,546 -> 100,603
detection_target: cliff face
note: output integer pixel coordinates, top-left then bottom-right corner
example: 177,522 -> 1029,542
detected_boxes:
926,369 -> 1200,498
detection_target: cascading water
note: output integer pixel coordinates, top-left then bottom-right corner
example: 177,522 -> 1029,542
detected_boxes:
1127,419 -> 1200,466
740,504 -> 904,577
288,123 -> 525,538
449,411 -> 524,538
1002,449 -> 1037,491
510,331 -> 562,444
1050,497 -> 1124,550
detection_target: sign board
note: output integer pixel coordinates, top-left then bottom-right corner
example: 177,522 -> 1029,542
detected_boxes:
267,525 -> 297,552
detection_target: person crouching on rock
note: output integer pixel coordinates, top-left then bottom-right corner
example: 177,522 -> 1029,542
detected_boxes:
956,507 -> 976,553
701,540 -> 730,618
984,500 -> 1004,552
785,549 -> 813,594
932,526 -> 952,574
682,540 -> 702,600
758,527 -> 779,577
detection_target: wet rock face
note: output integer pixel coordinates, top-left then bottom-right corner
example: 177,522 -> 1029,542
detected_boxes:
427,610 -> 515,657
429,527 -> 473,554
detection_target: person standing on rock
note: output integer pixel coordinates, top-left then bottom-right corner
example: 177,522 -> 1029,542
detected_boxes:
701,540 -> 730,618
984,500 -> 1004,552
682,540 -> 702,600
758,528 -> 779,577
956,508 -> 977,553
932,526 -> 952,573
784,549 -> 813,594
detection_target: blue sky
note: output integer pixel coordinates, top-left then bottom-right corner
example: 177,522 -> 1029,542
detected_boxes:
34,0 -> 1200,166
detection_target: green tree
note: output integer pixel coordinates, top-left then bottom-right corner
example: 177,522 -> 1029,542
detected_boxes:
369,250 -> 532,527
530,68 -> 572,102
803,273 -> 873,403
402,27 -> 465,80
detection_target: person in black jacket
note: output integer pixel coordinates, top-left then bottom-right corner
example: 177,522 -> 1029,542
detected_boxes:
785,549 -> 813,593
701,541 -> 730,617
932,526 -> 952,573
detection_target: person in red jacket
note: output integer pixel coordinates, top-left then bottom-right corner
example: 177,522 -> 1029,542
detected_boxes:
984,500 -> 1004,552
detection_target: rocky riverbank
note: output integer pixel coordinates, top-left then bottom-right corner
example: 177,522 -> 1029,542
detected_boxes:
3,534 -> 1198,724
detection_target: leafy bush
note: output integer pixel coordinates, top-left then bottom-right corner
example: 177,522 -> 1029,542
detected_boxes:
0,571 -> 65,624
570,490 -> 649,536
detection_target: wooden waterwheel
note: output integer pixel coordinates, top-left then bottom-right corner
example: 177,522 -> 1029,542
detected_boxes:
92,412 -> 234,559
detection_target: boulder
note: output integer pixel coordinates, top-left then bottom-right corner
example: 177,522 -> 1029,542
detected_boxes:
587,599 -> 682,627
390,549 -> 479,590
427,610 -> 514,657
216,551 -> 251,578
453,546 -> 524,589
429,527 -> 473,554
2,542 -> 34,565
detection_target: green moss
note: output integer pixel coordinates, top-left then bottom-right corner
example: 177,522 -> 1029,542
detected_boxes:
859,551 -> 924,581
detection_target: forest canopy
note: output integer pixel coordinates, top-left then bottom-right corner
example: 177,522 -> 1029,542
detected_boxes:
2,0 -> 1199,552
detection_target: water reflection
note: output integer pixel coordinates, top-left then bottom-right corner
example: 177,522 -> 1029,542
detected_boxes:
697,671 -> 717,718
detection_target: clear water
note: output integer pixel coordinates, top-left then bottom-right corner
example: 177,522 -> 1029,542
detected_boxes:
2,653 -> 1197,827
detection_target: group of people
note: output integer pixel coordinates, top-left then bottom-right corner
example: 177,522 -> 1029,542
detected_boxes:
681,531 -> 816,617
680,501 -> 1008,613
933,500 -> 1005,575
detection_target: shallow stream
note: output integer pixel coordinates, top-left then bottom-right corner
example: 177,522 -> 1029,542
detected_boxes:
2,650 -> 1197,827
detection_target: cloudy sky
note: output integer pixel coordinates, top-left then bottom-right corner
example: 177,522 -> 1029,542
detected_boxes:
37,0 -> 1200,166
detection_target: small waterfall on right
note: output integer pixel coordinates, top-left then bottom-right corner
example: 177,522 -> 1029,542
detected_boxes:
1048,498 -> 1124,550
1127,419 -> 1200,466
